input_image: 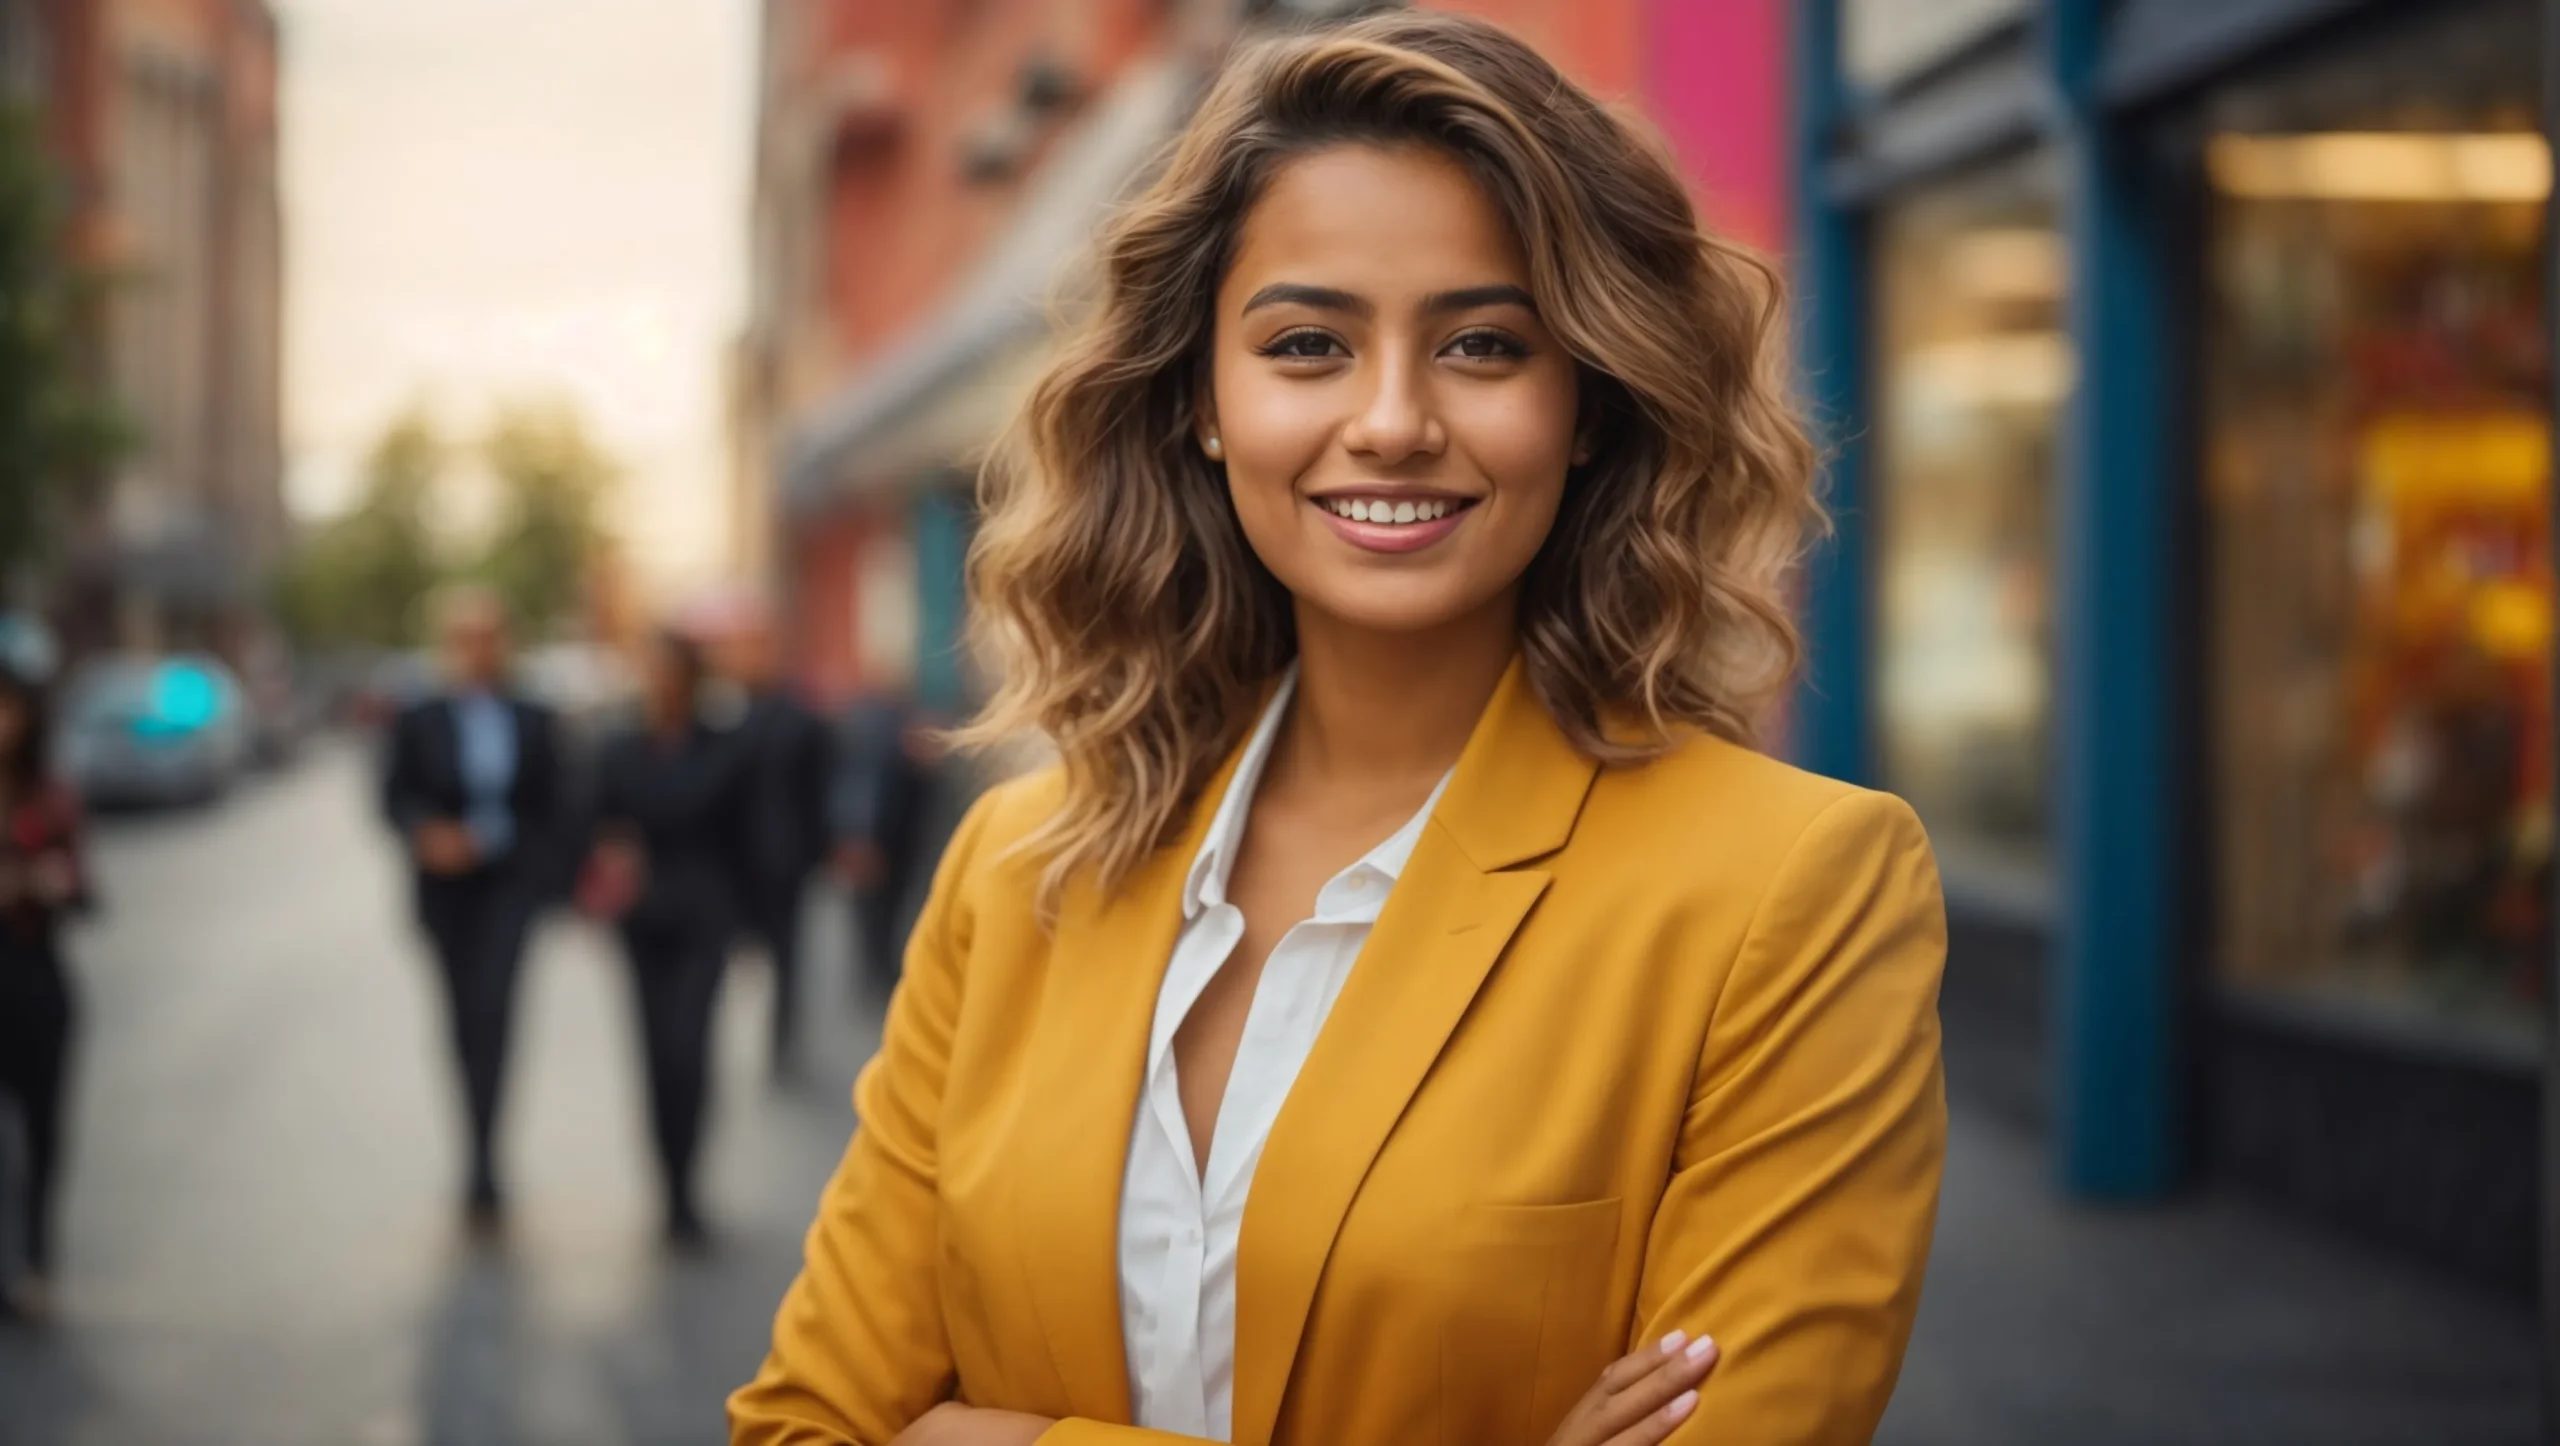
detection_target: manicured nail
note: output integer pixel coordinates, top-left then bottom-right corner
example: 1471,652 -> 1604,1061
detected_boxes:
1658,1330 -> 1687,1355
1685,1335 -> 1718,1364
1665,1390 -> 1699,1422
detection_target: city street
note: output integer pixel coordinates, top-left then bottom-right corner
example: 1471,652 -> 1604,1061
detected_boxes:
0,742 -> 2543,1446
0,742 -> 881,1445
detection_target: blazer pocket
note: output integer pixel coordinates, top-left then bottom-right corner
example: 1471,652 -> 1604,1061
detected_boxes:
1439,1198 -> 1624,1446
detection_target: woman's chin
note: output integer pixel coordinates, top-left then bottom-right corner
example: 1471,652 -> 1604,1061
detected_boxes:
1295,585 -> 1509,642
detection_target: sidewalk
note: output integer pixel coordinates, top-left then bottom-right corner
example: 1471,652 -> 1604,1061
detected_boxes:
1882,1106 -> 2539,1446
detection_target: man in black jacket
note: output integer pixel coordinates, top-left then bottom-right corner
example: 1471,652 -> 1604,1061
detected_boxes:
381,588 -> 562,1231
831,683 -> 928,994
706,603 -> 833,1074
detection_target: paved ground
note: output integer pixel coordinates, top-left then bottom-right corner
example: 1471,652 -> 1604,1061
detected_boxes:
0,743 -> 886,1446
0,742 -> 2541,1445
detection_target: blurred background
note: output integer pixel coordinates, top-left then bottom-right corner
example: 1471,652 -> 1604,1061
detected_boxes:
0,0 -> 2547,1442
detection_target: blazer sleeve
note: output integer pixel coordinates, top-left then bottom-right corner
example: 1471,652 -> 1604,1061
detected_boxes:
381,706 -> 430,835
1641,790 -> 1947,1446
730,783 -> 1205,1446
728,786 -> 994,1444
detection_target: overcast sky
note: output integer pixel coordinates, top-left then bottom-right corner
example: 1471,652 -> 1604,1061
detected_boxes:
273,0 -> 757,588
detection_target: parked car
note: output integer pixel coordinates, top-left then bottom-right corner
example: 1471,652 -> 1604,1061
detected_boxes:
60,654 -> 255,808
0,612 -> 58,684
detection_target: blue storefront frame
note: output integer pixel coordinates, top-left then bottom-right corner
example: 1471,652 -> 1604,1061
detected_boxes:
1788,0 -> 2557,1243
1790,0 -> 2188,1201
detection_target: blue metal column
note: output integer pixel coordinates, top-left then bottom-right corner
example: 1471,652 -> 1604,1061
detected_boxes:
2045,0 -> 2182,1197
1787,0 -> 1873,785
910,483 -> 974,719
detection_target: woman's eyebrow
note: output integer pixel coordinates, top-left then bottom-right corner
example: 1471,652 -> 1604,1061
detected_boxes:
1420,283 -> 1535,316
1237,282 -> 1537,318
1241,283 -> 1369,317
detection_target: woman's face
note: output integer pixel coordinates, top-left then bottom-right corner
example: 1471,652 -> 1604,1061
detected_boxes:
645,643 -> 694,721
1205,144 -> 1583,639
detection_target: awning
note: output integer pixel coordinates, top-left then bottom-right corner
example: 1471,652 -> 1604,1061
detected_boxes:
780,57 -> 1201,512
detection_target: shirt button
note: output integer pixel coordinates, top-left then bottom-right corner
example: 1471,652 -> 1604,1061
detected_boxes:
1346,875 -> 1370,892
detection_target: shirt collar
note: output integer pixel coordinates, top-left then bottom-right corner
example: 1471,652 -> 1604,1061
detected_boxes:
1182,668 -> 1296,920
1179,665 -> 1454,920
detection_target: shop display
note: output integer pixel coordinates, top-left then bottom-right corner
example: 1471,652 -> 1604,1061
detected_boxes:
2206,108 -> 2551,1048
1871,157 -> 2067,896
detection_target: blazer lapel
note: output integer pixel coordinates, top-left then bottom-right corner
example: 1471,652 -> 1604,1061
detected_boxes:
1228,658 -> 1599,1446
1011,733 -> 1257,1423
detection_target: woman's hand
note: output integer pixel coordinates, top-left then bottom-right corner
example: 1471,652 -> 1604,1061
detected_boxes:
1544,1330 -> 1721,1446
890,1403 -> 1056,1446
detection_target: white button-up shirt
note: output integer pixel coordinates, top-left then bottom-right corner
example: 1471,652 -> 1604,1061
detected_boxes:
1116,669 -> 1450,1440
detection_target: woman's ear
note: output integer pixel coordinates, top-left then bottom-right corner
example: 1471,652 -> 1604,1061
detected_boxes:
1194,399 -> 1225,463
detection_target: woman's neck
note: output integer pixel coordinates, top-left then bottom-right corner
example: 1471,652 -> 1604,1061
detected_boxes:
1278,596 -> 1516,798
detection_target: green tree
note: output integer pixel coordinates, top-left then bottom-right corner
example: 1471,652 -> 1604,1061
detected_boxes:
274,411 -> 446,648
475,399 -> 616,639
0,103 -> 131,579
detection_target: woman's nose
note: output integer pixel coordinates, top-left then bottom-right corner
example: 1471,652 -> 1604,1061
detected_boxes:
1340,353 -> 1445,464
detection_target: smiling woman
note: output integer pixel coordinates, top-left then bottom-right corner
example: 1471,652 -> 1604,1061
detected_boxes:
733,14 -> 1946,1446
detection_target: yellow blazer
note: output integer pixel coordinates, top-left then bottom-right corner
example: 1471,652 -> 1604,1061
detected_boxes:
732,659 -> 1947,1446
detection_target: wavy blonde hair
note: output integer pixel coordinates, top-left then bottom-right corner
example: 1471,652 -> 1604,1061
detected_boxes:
963,11 -> 1821,907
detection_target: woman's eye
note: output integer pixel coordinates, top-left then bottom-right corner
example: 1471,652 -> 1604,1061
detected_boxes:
1260,329 -> 1344,360
1447,330 -> 1527,362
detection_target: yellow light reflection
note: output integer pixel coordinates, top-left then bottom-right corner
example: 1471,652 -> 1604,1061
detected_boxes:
2208,132 -> 2552,203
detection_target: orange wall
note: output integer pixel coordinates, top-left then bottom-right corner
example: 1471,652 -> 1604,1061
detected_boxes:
1415,0 -> 1645,101
807,0 -> 1175,366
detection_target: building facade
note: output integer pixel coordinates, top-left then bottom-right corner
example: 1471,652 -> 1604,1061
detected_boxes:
738,0 -> 1237,712
10,0 -> 283,659
1791,0 -> 2551,1293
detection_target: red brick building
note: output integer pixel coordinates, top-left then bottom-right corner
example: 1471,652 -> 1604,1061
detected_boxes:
4,0 -> 285,658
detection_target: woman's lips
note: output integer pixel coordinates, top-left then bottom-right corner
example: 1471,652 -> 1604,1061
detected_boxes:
1310,496 -> 1475,555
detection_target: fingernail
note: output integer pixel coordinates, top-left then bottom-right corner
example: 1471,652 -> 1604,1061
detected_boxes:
1685,1335 -> 1717,1364
1665,1390 -> 1698,1422
1658,1330 -> 1687,1355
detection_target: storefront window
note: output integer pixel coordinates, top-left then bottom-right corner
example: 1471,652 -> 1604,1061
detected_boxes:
1841,0 -> 2027,93
2203,0 -> 2548,1054
1872,156 -> 2069,901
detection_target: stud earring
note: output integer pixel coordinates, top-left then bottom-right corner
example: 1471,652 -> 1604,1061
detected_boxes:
1203,436 -> 1225,461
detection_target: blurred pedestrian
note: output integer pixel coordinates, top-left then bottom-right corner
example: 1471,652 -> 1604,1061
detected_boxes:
828,679 -> 927,992
381,587 -> 565,1235
0,664 -> 89,1323
581,629 -> 755,1249
734,16 -> 1944,1445
701,600 -> 833,1074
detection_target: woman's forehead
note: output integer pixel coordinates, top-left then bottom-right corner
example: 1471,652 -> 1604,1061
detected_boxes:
1223,144 -> 1530,302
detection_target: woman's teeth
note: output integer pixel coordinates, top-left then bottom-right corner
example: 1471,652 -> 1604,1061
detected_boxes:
1320,497 -> 1458,525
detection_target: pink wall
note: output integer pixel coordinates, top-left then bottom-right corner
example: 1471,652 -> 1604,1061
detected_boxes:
1642,0 -> 1789,251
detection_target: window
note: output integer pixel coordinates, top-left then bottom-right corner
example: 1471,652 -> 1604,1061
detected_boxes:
1871,154 -> 2070,904
1842,0 -> 2026,93
2202,0 -> 2547,1055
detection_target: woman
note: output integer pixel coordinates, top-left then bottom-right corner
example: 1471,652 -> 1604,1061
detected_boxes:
586,629 -> 755,1247
0,664 -> 89,1321
735,14 -> 1945,1446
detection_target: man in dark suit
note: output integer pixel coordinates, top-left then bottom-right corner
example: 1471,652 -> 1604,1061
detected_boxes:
705,603 -> 834,1074
831,684 -> 928,994
381,588 -> 562,1231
